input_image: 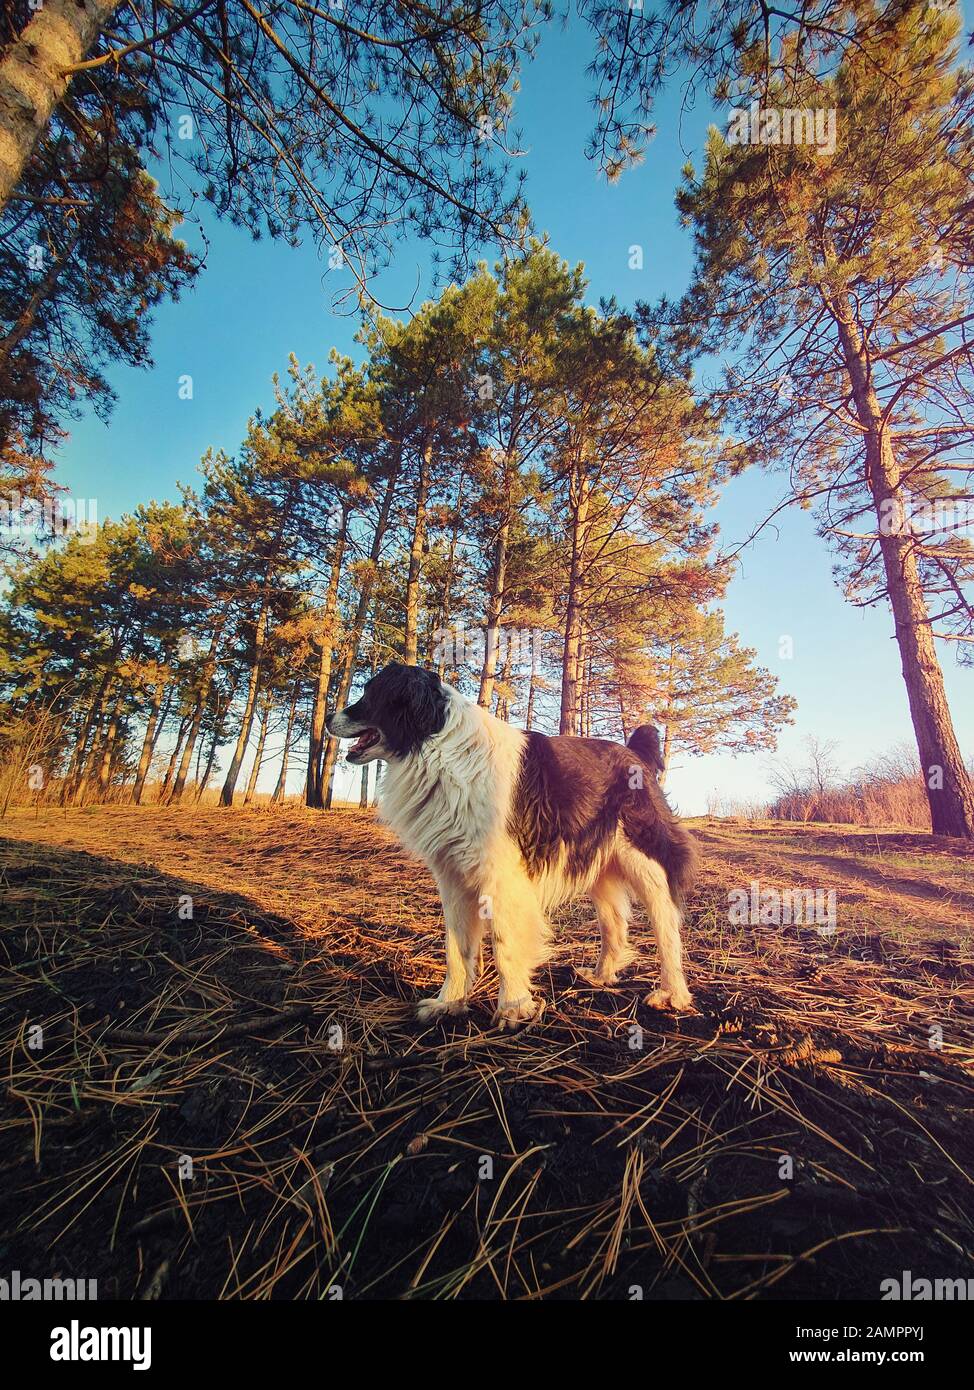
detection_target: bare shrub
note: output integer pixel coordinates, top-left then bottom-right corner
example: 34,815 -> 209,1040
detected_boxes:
765,738 -> 957,829
705,791 -> 770,820
0,700 -> 65,816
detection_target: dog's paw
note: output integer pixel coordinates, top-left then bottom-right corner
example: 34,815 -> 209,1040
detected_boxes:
643,987 -> 694,1013
415,997 -> 469,1024
576,966 -> 620,988
492,995 -> 545,1031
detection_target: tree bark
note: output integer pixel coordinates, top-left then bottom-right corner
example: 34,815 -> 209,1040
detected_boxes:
659,724 -> 672,789
273,682 -> 299,803
221,480 -> 297,807
559,464 -> 590,735
403,441 -> 431,666
160,713 -> 190,801
318,467 -> 398,805
169,625 -> 224,803
306,507 -> 349,807
106,711 -> 128,789
243,693 -> 271,805
220,599 -> 269,806
478,459 -> 513,708
434,469 -> 467,678
0,0 -> 118,213
62,674 -> 110,803
525,645 -> 538,731
833,295 -> 974,838
195,684 -> 234,804
78,683 -> 122,803
133,679 -> 169,805
578,633 -> 593,737
94,702 -> 121,792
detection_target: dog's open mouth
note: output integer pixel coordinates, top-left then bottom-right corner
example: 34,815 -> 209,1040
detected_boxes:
348,728 -> 380,758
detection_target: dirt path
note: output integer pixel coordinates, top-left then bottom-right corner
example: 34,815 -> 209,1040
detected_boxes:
694,821 -> 974,935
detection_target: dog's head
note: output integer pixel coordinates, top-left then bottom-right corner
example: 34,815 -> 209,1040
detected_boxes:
325,662 -> 448,764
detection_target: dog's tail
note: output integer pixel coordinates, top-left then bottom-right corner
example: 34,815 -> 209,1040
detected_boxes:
661,816 -> 698,911
625,723 -> 697,907
627,724 -> 665,778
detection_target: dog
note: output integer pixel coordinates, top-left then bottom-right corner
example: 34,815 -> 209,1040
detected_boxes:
326,662 -> 696,1029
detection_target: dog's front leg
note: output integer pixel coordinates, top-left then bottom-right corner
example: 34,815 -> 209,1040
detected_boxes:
416,877 -> 483,1023
484,855 -> 551,1030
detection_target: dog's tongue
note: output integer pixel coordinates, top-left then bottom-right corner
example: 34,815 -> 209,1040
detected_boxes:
350,729 -> 378,755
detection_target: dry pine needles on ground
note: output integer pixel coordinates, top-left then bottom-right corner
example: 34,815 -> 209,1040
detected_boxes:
1,807 -> 972,1299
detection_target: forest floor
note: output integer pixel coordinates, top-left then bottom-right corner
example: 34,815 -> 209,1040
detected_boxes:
1,805 -> 972,1300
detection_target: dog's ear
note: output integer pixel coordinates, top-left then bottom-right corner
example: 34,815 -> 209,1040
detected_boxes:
382,666 -> 447,757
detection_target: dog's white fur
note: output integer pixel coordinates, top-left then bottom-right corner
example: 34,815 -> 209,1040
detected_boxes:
348,683 -> 692,1028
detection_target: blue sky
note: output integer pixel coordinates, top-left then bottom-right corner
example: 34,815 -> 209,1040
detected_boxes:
52,17 -> 973,812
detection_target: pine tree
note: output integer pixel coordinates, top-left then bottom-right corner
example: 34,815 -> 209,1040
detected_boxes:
669,1 -> 974,835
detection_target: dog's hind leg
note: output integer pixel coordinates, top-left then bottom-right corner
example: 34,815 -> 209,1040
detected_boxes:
485,845 -> 551,1030
416,876 -> 485,1023
579,870 -> 634,986
617,845 -> 693,1011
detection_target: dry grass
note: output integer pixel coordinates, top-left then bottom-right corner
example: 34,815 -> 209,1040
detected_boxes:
1,807 -> 972,1300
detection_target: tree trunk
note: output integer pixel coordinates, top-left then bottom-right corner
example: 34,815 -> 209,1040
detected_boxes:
94,710 -> 119,792
79,684 -> 122,803
160,714 -> 190,801
434,469 -> 467,678
318,468 -> 398,805
221,479 -> 297,808
220,601 -> 269,807
195,686 -> 234,805
559,466 -> 590,735
273,683 -> 299,803
133,679 -> 169,805
525,646 -> 538,731
658,724 -> 672,789
193,713 -> 208,786
169,626 -> 224,803
359,762 -> 370,808
577,633 -> 591,737
478,470 -> 512,707
243,694 -> 271,805
306,508 -> 349,808
62,675 -> 109,803
150,682 -> 174,757
494,648 -> 514,721
0,0 -> 119,210
305,646 -> 329,807
107,713 -> 128,790
834,297 -> 974,839
403,442 -> 431,666
169,697 -> 203,802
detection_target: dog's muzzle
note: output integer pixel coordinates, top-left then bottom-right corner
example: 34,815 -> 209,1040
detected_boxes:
326,710 -> 381,762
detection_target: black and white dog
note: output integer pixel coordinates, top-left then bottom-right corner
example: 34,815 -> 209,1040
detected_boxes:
326,663 -> 696,1029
